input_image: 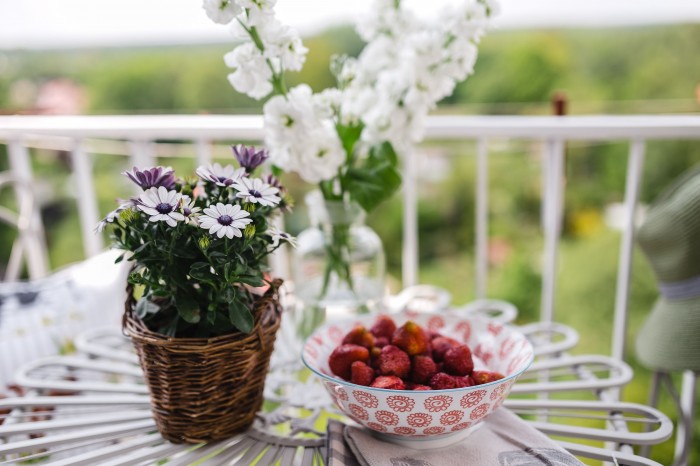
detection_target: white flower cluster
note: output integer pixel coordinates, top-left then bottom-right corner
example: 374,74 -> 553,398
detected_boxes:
203,0 -> 308,99
344,0 -> 498,152
204,0 -> 497,184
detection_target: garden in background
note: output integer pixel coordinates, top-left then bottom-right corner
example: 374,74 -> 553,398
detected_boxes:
1,23 -> 699,464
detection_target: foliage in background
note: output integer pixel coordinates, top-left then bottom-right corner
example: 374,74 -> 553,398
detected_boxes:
1,23 -> 699,463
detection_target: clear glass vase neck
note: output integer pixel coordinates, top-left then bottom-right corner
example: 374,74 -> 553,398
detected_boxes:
305,190 -> 366,228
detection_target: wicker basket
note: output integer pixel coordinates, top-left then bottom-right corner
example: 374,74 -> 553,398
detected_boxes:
123,280 -> 283,444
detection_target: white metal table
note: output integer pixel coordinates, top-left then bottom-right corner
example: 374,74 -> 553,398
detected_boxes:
0,301 -> 673,465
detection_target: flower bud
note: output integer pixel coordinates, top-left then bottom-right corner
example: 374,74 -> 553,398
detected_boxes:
198,236 -> 211,251
244,203 -> 256,213
244,224 -> 256,239
119,208 -> 137,224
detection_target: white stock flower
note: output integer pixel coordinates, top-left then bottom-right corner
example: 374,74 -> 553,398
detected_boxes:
238,0 -> 277,26
224,43 -> 273,99
356,0 -> 417,42
202,0 -> 242,25
258,19 -> 308,72
295,125 -> 345,184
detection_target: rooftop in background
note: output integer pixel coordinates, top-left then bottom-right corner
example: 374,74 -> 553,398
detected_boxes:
2,0 -> 700,50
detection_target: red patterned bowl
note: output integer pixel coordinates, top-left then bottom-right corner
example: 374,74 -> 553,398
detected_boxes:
302,312 -> 533,449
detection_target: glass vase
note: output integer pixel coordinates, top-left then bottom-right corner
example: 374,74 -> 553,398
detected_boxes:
293,191 -> 385,337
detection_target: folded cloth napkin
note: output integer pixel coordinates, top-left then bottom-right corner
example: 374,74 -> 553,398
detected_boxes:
326,408 -> 583,466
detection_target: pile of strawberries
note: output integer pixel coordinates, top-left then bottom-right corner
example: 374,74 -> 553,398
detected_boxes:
328,315 -> 504,391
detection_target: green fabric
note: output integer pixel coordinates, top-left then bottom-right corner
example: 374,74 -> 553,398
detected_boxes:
635,297 -> 700,372
635,166 -> 700,370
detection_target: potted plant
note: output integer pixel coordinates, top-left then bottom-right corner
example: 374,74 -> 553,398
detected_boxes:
97,145 -> 295,443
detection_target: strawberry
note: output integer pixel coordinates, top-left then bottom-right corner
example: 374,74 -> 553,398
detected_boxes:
431,336 -> 461,362
329,344 -> 370,380
351,361 -> 376,386
443,345 -> 474,376
342,325 -> 375,349
370,375 -> 406,390
370,315 -> 397,339
378,345 -> 411,379
472,370 -> 505,385
411,355 -> 438,384
392,321 -> 430,356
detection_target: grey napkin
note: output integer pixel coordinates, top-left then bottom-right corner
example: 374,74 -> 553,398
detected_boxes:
327,409 -> 583,466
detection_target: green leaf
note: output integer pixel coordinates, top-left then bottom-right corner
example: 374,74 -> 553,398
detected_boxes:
336,122 -> 364,160
135,298 -> 160,319
237,274 -> 264,287
345,141 -> 401,212
228,300 -> 254,333
174,292 -> 200,324
189,262 -> 217,284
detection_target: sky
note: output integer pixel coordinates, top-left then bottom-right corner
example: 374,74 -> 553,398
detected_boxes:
1,0 -> 700,49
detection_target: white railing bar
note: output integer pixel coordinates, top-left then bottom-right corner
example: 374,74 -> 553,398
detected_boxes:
7,138 -> 49,278
540,138 -> 565,325
402,146 -> 418,288
195,138 -> 212,166
70,138 -> 103,257
475,138 -> 488,299
426,115 -> 700,140
0,115 -> 266,140
673,371 -> 697,466
128,140 -> 156,172
3,115 -> 700,140
612,140 -> 645,363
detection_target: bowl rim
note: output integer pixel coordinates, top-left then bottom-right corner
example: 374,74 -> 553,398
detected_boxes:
301,313 -> 534,394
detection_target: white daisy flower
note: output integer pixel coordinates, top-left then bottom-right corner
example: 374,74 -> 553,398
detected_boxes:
94,200 -> 134,233
267,226 -> 297,248
233,177 -> 281,207
199,203 -> 252,239
180,195 -> 202,224
137,187 -> 185,227
196,163 -> 246,187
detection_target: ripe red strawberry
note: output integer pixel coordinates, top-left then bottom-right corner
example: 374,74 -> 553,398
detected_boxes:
351,361 -> 375,386
410,384 -> 431,391
342,325 -> 375,349
431,336 -> 461,362
443,345 -> 474,376
429,372 -> 461,390
370,315 -> 397,339
472,370 -> 505,385
371,375 -> 406,390
374,336 -> 390,348
378,345 -> 411,379
455,375 -> 475,388
392,321 -> 430,356
411,355 -> 438,384
329,344 -> 370,381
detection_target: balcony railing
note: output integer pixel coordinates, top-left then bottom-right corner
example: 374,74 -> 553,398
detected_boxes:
2,113 -> 700,464
2,113 -> 700,365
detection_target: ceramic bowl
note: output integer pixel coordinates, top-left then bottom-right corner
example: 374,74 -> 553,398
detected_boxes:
302,311 -> 534,449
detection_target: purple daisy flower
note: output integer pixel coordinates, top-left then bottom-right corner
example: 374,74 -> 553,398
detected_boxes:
232,145 -> 268,172
123,166 -> 176,190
